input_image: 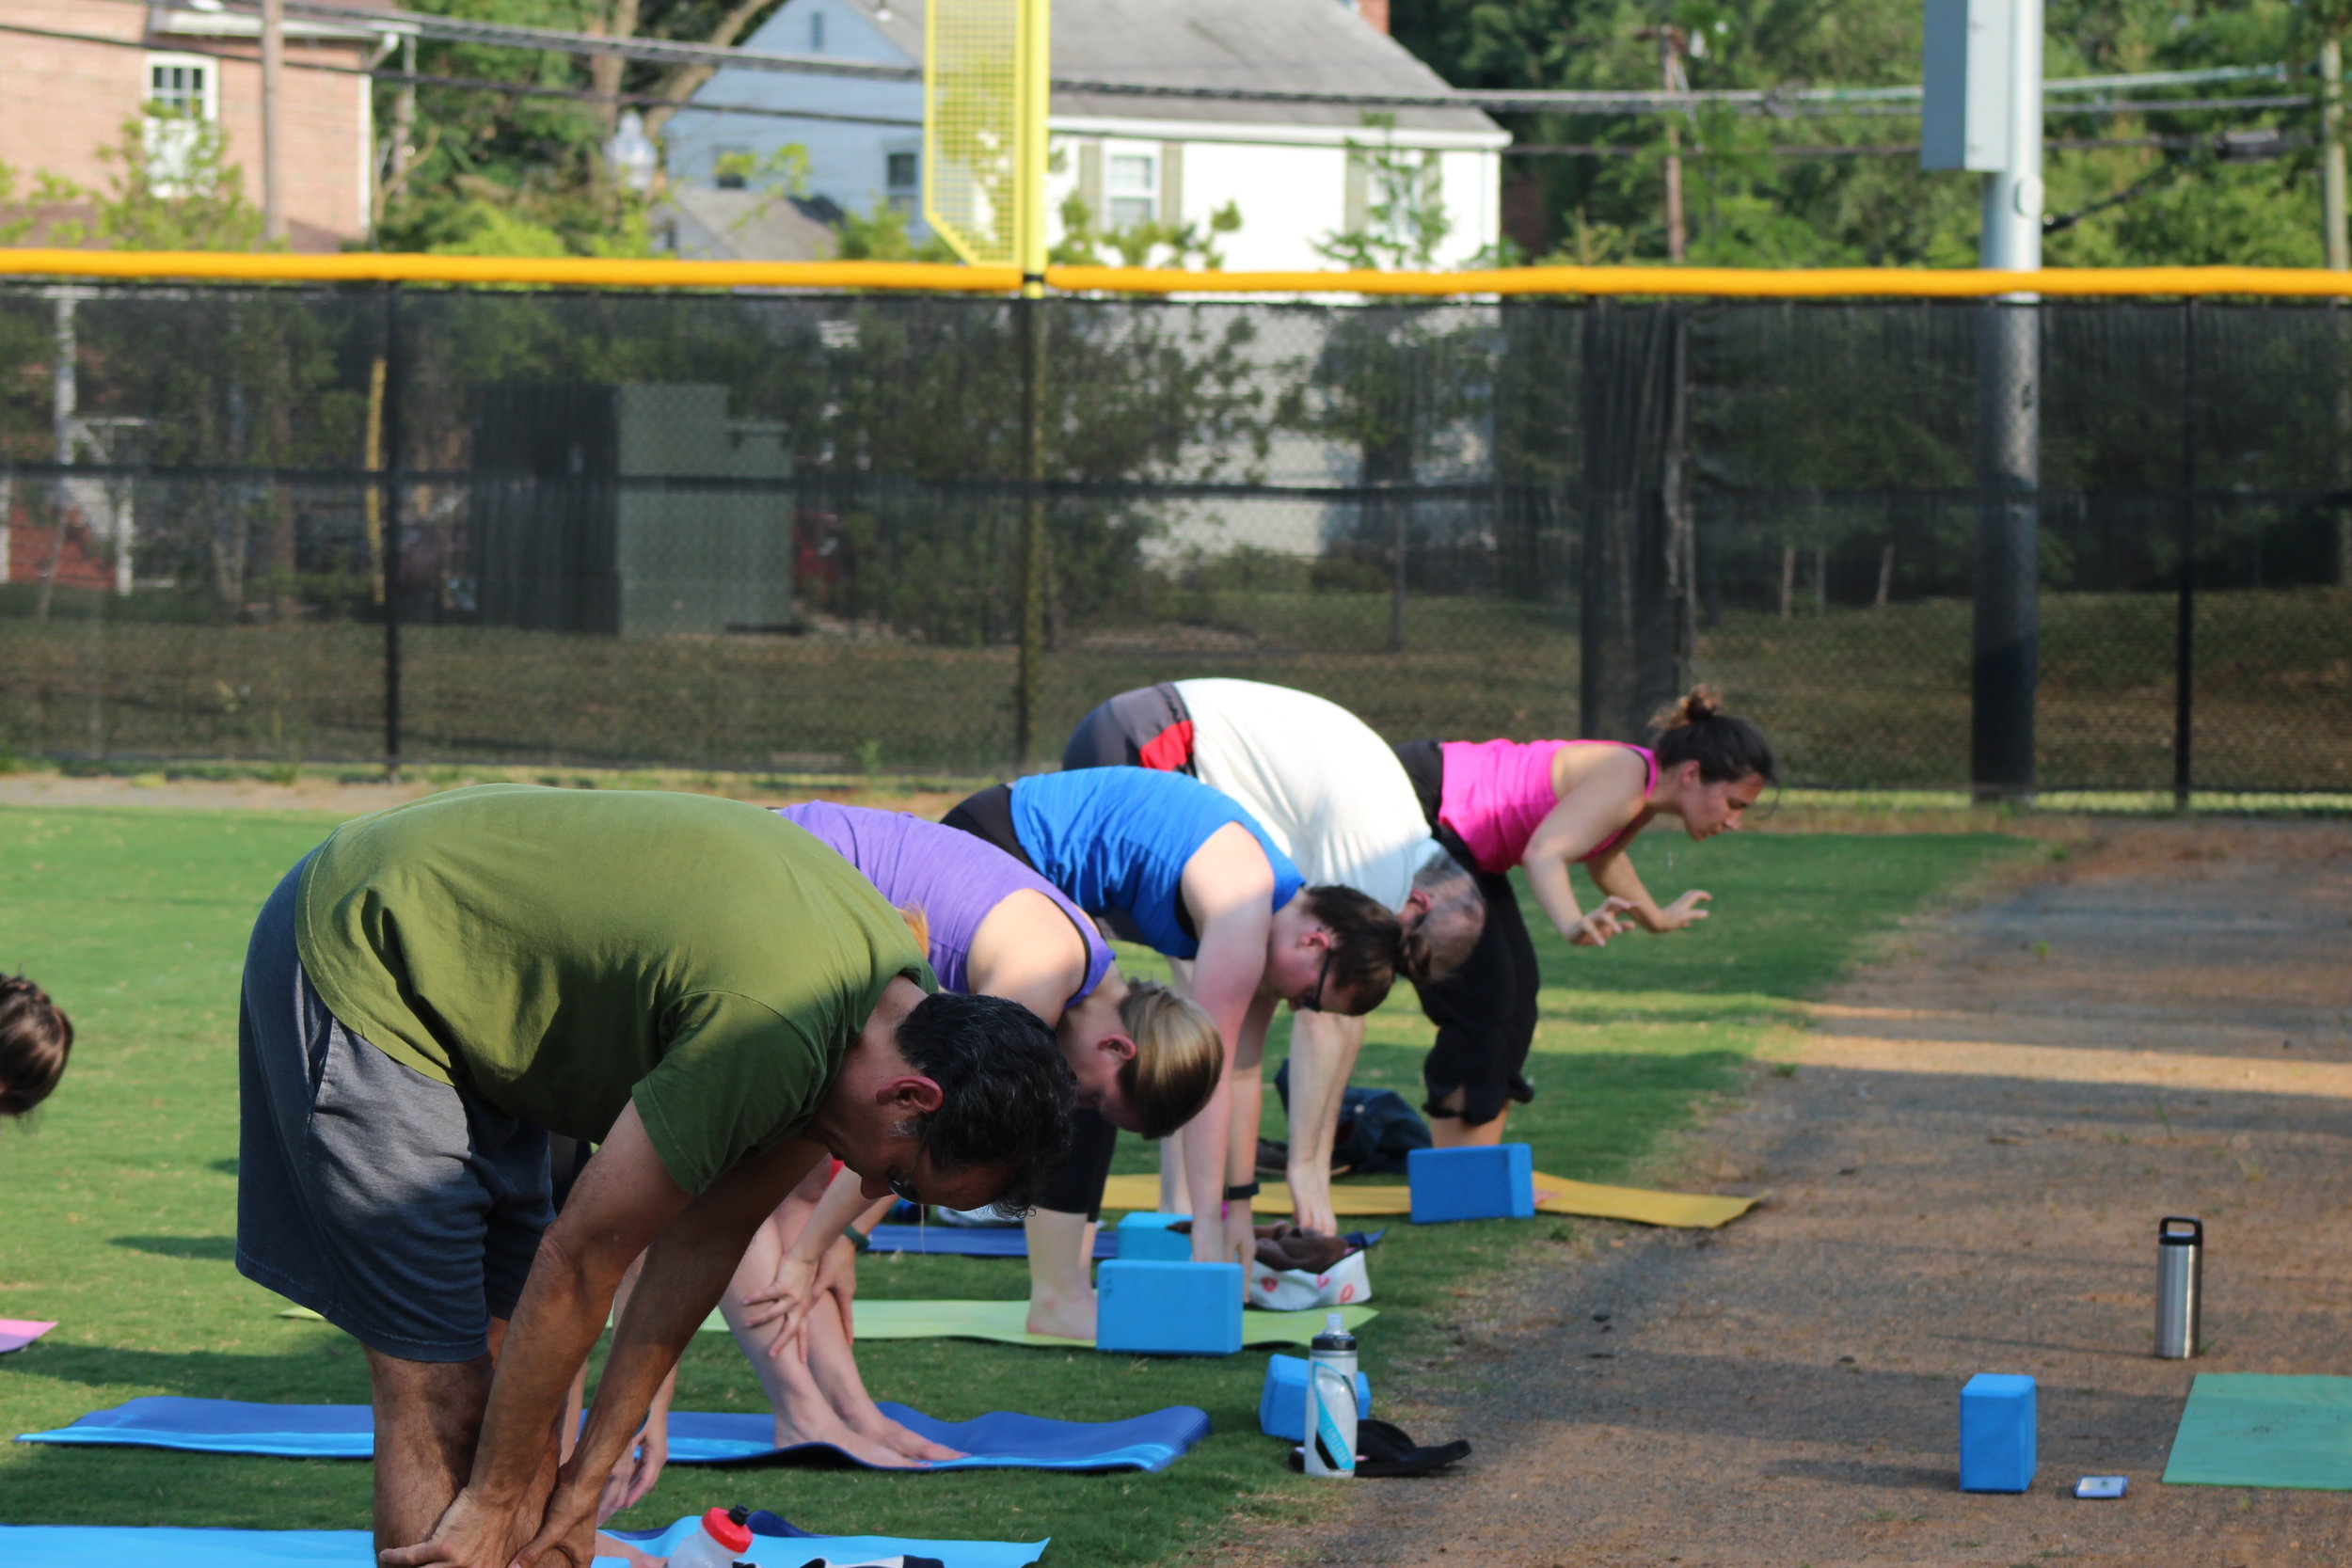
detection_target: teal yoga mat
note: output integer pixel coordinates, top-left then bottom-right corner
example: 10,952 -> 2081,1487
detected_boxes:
2163,1373 -> 2352,1490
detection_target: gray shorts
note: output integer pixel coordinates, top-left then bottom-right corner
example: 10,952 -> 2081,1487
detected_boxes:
235,855 -> 553,1362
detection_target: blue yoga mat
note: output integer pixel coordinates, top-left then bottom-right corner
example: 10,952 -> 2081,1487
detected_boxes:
865,1224 -> 1115,1259
0,1513 -> 1045,1568
19,1395 -> 1205,1473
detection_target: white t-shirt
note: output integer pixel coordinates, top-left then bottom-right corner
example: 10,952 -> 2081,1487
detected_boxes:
1174,678 -> 1443,911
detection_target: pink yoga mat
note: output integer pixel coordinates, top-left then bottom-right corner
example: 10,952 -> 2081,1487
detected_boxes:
0,1319 -> 56,1354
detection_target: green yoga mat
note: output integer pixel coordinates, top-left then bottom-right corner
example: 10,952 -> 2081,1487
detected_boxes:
848,1299 -> 1376,1349
2163,1374 -> 2352,1490
280,1300 -> 1375,1349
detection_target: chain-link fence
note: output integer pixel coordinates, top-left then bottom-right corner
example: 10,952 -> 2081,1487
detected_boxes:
0,282 -> 2345,793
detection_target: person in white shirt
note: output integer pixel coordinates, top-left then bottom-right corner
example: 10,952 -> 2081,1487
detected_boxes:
1061,678 -> 1486,1234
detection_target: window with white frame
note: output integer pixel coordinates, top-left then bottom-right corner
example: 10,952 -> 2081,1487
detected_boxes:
884,150 -> 918,216
145,54 -> 217,196
1105,150 -> 1156,229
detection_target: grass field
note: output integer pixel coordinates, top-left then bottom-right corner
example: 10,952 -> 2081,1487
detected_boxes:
0,801 -> 2020,1560
2,584 -> 2344,791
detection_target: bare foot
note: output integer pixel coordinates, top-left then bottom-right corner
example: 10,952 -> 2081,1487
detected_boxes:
1025,1290 -> 1096,1340
771,1408 -> 933,1468
846,1407 -> 966,1463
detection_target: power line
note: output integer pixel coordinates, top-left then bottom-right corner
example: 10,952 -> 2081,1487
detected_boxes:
1504,132 -> 2310,159
207,0 -> 2296,119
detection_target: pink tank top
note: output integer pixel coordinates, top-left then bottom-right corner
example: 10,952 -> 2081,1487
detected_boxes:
1437,739 -> 1658,874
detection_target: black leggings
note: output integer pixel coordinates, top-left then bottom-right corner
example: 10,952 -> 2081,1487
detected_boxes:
940,784 -> 1118,1219
1393,740 -> 1542,1127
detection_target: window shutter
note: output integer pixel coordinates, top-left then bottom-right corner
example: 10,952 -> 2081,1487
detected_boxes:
1159,143 -> 1184,226
1078,142 -> 1104,226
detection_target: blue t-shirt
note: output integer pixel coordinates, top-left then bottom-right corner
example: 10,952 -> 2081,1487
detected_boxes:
1008,768 -> 1305,960
778,800 -> 1114,1009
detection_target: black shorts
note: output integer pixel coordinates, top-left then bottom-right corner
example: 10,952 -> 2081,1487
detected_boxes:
1394,740 -> 1541,1127
939,783 -> 1034,867
1060,683 -> 1195,772
1035,1108 -> 1120,1220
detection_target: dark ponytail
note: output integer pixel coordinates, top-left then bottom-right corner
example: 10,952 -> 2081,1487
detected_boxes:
0,975 -> 73,1118
1650,686 -> 1776,785
1297,886 -> 1404,1014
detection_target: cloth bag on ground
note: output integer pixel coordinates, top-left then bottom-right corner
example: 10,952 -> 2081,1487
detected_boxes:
1270,1059 -> 1432,1176
1246,1223 -> 1373,1310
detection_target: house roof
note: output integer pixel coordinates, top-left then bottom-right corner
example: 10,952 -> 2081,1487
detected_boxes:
656,186 -> 841,261
809,0 -> 1499,136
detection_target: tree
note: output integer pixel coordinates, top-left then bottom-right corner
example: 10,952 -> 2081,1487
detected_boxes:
1389,0 -> 2324,267
1313,115 -> 1454,270
1050,194 -> 1243,269
378,1 -> 795,257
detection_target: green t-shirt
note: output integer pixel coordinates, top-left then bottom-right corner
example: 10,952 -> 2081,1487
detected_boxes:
294,784 -> 934,1195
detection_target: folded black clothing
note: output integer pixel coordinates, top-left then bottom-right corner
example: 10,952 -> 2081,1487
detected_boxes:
1285,1418 -> 1470,1478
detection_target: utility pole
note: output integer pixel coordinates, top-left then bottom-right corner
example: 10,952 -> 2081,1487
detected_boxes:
1641,24 -> 1690,261
1924,0 -> 2042,802
2325,37 -> 2348,271
262,0 -> 286,243
1662,26 -> 1686,261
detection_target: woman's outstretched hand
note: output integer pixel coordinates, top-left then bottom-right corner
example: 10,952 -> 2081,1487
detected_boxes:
594,1421 -> 666,1525
1568,896 -> 1637,947
1652,890 -> 1712,931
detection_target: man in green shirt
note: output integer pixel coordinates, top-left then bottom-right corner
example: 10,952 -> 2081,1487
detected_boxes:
234,785 -> 1073,1568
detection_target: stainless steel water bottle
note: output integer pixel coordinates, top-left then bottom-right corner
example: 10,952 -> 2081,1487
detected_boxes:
1304,1310 -> 1359,1478
2154,1216 -> 2202,1359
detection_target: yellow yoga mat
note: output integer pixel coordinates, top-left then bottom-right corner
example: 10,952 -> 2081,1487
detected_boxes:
1099,1172 -> 1755,1230
278,1299 -> 1378,1349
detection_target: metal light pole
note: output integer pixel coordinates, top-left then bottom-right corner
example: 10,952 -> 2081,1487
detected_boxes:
1924,0 -> 2042,801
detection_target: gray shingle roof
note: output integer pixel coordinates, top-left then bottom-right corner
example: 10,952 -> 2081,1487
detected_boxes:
834,0 -> 1499,135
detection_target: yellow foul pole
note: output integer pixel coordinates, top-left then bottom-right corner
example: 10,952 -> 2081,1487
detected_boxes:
1015,0 -> 1050,297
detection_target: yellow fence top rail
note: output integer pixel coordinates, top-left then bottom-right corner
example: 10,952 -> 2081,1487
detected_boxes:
1,249 -> 2348,298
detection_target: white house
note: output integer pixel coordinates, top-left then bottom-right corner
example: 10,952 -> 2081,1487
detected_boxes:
661,0 -> 1506,268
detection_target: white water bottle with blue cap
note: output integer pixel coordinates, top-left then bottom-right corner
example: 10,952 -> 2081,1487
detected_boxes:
1305,1310 -> 1359,1477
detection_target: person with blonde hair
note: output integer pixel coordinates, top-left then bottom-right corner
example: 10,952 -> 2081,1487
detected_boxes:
1392,687 -> 1776,1144
569,800 -> 1225,1499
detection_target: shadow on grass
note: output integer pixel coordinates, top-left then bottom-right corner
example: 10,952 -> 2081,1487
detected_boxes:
108,1236 -> 238,1260
3,1340 -> 370,1402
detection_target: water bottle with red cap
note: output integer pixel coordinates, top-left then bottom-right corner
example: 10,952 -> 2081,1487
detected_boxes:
665,1504 -> 755,1568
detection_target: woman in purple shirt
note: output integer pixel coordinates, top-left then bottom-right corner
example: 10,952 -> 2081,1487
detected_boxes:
714,802 -> 1221,1466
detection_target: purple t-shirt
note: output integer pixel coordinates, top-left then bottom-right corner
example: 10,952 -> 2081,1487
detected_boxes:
777,800 -> 1115,1009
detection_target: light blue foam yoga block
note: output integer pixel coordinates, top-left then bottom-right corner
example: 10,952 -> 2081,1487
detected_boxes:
1257,1354 -> 1372,1442
1959,1373 -> 2037,1493
1095,1260 -> 1243,1355
1407,1143 -> 1535,1223
1113,1212 -> 1194,1262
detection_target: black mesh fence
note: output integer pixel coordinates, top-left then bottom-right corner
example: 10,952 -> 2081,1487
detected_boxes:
0,282 -> 2345,793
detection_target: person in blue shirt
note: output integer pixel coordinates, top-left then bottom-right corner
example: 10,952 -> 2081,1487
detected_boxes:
939,767 -> 1433,1291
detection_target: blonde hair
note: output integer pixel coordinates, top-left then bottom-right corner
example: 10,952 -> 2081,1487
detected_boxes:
897,902 -> 931,954
1115,979 -> 1222,1141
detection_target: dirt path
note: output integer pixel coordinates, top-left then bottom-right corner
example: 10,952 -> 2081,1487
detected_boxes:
1274,821 -> 2352,1568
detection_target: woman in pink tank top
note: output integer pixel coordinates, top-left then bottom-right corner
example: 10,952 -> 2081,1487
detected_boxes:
1396,688 -> 1777,1145
1441,689 -> 1773,946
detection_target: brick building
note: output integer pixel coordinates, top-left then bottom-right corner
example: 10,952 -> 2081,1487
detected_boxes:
0,0 -> 398,249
